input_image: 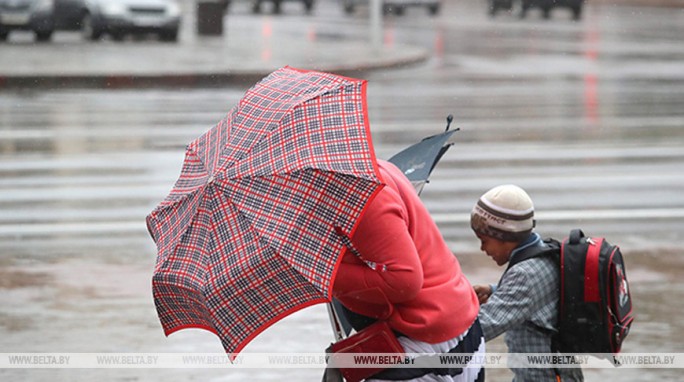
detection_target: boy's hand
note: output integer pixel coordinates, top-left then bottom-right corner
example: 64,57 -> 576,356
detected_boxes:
473,284 -> 492,304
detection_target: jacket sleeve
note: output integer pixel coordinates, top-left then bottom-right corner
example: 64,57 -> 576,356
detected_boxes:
478,261 -> 555,341
333,185 -> 424,305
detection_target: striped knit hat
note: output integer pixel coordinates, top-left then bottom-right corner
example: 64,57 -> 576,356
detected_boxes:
470,185 -> 535,242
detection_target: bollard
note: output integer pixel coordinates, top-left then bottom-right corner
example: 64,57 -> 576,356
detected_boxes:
196,0 -> 225,36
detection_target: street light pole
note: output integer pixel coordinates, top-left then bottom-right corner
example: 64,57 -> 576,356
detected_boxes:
370,0 -> 382,50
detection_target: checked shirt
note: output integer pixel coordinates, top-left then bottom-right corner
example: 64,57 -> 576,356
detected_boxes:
479,233 -> 584,382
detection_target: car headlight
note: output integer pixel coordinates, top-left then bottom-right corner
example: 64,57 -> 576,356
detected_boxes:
102,3 -> 127,16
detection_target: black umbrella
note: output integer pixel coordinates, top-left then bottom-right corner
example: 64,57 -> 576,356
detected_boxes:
327,115 -> 460,340
388,114 -> 459,195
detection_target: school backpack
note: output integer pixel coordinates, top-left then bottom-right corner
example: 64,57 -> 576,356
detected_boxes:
508,229 -> 634,357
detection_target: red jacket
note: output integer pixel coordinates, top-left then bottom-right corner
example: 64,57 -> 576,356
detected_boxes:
333,160 -> 479,343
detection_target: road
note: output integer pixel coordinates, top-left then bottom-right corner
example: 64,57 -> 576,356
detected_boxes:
1,0 -> 683,381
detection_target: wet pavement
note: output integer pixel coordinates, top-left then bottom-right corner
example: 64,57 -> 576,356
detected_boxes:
1,0 -> 679,88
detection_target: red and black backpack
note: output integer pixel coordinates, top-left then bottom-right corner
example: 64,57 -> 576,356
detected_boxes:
508,229 -> 634,357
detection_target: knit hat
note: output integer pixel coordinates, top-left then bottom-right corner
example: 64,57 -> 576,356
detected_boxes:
470,185 -> 535,242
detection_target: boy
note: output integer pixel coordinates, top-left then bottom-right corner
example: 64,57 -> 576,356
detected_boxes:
471,184 -> 583,381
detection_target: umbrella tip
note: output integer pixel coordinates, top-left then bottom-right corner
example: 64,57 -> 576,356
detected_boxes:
445,114 -> 454,131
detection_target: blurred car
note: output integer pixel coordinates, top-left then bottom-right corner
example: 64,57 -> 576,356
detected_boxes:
487,0 -> 513,17
342,0 -> 441,16
519,0 -> 583,19
0,0 -> 55,41
488,0 -> 582,19
80,0 -> 181,42
251,0 -> 313,14
54,0 -> 88,30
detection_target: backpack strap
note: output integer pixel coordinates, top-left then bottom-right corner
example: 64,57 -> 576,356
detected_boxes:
503,237 -> 563,361
504,237 -> 560,274
501,237 -> 571,381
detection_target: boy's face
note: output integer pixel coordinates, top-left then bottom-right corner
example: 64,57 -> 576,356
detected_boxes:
475,232 -> 518,266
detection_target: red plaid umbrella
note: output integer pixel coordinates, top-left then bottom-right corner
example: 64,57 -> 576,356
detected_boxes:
146,66 -> 383,355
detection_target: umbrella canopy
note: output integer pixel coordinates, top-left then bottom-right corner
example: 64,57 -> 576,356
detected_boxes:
388,115 -> 459,195
146,66 -> 384,355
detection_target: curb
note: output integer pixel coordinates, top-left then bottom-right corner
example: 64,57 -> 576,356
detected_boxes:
0,43 -> 429,90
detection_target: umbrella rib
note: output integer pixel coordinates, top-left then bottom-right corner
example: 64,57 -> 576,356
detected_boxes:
235,204 -> 327,294
224,75 -> 355,176
216,170 -> 366,297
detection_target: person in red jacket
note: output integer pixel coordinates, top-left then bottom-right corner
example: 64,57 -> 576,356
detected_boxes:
333,159 -> 484,381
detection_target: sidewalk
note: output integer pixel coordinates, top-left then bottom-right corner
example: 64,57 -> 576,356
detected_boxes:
0,0 -> 680,89
0,10 -> 428,89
